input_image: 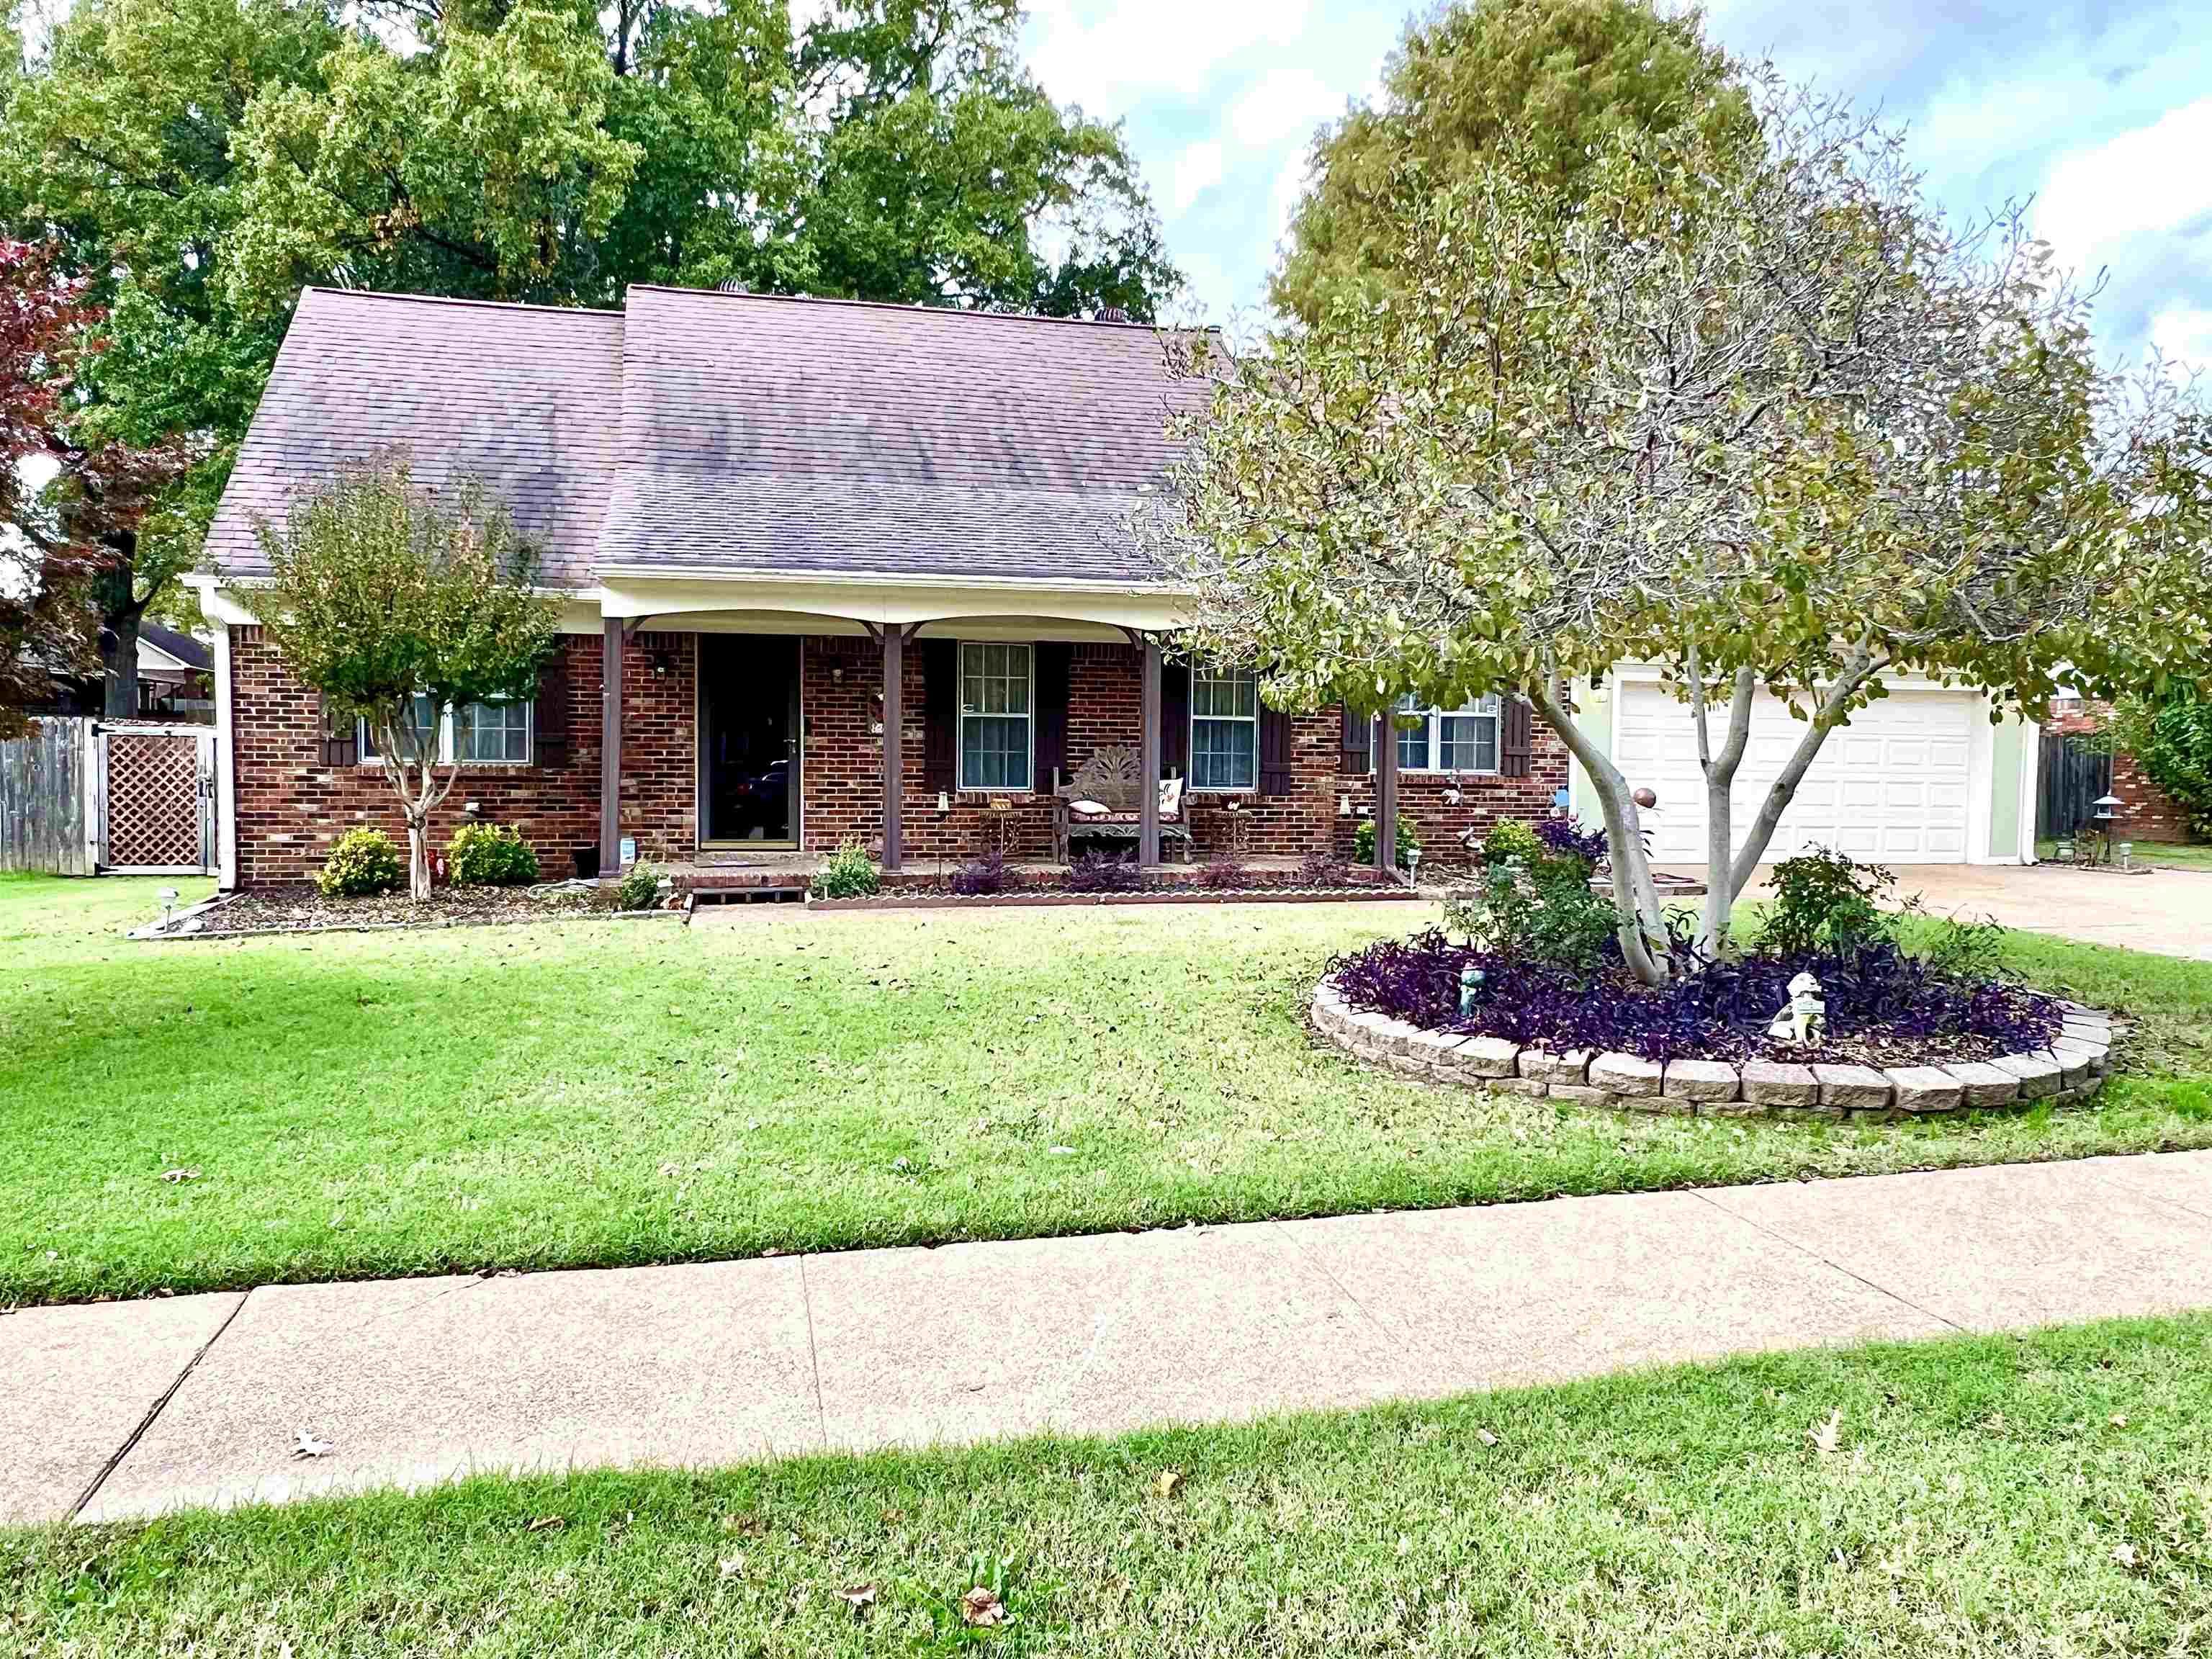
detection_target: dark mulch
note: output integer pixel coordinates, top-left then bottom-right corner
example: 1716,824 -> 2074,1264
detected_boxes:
1331,930 -> 2067,1069
188,882 -> 613,935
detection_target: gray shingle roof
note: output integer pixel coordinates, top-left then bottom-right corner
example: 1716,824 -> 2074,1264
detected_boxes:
205,290 -> 627,589
208,284 -> 1205,592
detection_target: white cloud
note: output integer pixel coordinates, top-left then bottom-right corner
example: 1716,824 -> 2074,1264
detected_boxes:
1228,67 -> 1337,150
1024,0 -> 1313,114
1168,140 -> 1225,217
2034,97 -> 2212,280
2149,305 -> 2212,371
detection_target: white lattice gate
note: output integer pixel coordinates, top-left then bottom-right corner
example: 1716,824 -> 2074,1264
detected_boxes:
94,722 -> 217,875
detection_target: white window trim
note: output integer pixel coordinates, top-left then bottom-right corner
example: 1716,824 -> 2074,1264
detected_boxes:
359,697 -> 534,768
1190,666 -> 1261,793
1394,695 -> 1502,775
956,640 -> 1035,793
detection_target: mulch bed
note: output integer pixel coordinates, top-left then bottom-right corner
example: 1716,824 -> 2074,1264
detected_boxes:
174,882 -> 631,936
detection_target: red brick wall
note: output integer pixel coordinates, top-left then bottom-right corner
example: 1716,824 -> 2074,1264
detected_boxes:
231,624 -> 1573,881
2045,696 -> 2195,843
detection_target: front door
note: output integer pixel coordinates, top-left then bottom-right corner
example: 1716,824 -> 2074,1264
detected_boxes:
701,634 -> 801,847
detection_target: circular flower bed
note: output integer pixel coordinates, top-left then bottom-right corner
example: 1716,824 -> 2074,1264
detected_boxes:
1314,931 -> 2116,1120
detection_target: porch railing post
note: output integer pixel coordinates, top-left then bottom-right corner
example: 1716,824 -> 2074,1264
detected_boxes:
600,617 -> 622,873
881,626 -> 904,871
1139,634 -> 1161,868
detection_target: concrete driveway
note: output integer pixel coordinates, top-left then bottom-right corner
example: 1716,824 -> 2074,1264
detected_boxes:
1727,862 -> 2212,961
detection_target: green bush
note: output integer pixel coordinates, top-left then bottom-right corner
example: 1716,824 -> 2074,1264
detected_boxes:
1917,912 -> 2009,979
1758,847 -> 1896,956
614,860 -> 665,911
313,827 -> 403,897
810,838 -> 881,899
1480,817 -> 1545,866
1445,848 -> 1616,971
1352,814 -> 1421,870
2113,688 -> 2212,840
446,822 -> 539,887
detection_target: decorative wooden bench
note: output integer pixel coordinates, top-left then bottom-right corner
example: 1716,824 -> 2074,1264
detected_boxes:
1052,746 -> 1190,863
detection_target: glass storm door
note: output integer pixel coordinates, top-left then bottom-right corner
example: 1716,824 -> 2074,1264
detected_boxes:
701,634 -> 800,846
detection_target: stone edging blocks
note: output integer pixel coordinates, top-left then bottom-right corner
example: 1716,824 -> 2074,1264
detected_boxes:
1308,976 -> 2115,1122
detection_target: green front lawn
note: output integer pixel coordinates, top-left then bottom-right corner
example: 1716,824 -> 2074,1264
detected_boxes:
3,873 -> 2210,1308
9,1314 -> 2208,1656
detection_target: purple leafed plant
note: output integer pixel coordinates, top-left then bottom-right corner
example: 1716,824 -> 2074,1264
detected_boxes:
949,848 -> 1010,896
1534,814 -> 1608,866
1066,849 -> 1142,892
1328,931 -> 2064,1064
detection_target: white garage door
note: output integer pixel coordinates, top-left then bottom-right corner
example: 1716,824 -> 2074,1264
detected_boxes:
1614,680 -> 1975,866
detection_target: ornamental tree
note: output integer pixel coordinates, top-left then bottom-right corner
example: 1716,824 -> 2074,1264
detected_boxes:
246,454 -> 565,901
1142,76 -> 2212,982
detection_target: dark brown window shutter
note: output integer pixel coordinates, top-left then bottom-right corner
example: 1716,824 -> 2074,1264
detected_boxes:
1259,706 -> 1295,796
533,648 -> 570,768
318,691 -> 358,768
1033,642 -> 1070,793
1160,659 -> 1190,779
1500,696 -> 1534,777
1339,704 -> 1371,774
921,637 -> 958,792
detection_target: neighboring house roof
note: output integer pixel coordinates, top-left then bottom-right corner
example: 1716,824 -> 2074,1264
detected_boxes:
138,623 -> 212,673
204,285 -> 1205,592
204,290 -> 628,590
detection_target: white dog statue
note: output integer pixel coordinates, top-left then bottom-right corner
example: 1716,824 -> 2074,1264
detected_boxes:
1767,971 -> 1827,1047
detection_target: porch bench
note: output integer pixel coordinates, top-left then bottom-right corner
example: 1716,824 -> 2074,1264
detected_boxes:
1053,746 -> 1190,863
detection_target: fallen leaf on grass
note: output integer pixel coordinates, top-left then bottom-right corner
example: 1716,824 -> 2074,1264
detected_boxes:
526,1516 -> 565,1534
159,1167 -> 200,1184
1808,1409 -> 1843,1457
291,1430 -> 333,1460
2110,1413 -> 2130,1428
1155,1469 -> 1183,1499
722,1514 -> 766,1536
1474,1428 -> 1499,1448
960,1587 -> 1008,1627
836,1583 -> 877,1618
718,1555 -> 745,1579
2112,1542 -> 2139,1569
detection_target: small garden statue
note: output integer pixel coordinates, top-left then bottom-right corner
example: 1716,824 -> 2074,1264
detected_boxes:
1459,963 -> 1485,1016
1767,971 -> 1827,1047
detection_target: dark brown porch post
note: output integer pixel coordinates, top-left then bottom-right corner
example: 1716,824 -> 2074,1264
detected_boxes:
1138,634 -> 1161,868
1373,710 -> 1398,878
880,626 -> 904,871
600,617 -> 623,871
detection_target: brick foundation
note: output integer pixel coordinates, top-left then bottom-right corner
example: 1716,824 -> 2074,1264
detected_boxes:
230,626 -> 1571,884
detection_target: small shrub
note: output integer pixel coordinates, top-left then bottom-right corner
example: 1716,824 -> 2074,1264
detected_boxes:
1759,847 -> 1897,956
1919,912 -> 2009,979
1444,854 -> 1614,972
810,838 -> 881,899
1200,855 -> 1249,889
1352,814 -> 1421,870
615,860 -> 665,910
1297,849 -> 1351,886
949,848 -> 1009,896
313,827 -> 403,897
446,822 -> 539,887
1480,818 -> 1545,867
1067,849 -> 1141,892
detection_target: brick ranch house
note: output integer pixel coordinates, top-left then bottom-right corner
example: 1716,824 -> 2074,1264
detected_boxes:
186,285 -> 1571,890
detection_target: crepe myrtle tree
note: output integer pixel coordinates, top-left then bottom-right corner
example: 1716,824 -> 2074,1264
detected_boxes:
1139,76 -> 2212,983
246,452 -> 565,901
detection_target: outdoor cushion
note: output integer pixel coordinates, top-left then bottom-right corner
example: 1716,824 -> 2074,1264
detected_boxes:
1070,799 -> 1112,817
1158,777 -> 1184,817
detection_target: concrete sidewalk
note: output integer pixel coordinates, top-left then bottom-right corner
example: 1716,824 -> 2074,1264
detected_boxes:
8,1151 -> 2211,1527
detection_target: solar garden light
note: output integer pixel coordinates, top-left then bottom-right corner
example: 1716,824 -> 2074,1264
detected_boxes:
158,888 -> 179,930
1404,845 -> 1421,886
2117,840 -> 2134,870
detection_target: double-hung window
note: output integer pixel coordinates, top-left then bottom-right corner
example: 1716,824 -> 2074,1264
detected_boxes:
1190,667 -> 1259,791
958,642 -> 1032,790
1395,693 -> 1501,772
360,695 -> 531,765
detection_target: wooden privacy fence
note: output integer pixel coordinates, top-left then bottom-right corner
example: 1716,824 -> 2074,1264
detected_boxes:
0,717 -> 92,874
2037,730 -> 2113,841
0,718 -> 217,875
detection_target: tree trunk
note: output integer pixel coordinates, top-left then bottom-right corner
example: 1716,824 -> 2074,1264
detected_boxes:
407,817 -> 432,902
1527,678 -> 1671,985
1694,667 -> 1757,960
100,604 -> 140,721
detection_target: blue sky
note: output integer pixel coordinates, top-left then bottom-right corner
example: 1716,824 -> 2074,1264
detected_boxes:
1020,0 -> 2212,367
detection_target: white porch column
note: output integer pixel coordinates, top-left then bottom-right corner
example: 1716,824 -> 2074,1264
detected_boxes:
1139,634 -> 1161,868
600,618 -> 623,872
881,626 -> 904,871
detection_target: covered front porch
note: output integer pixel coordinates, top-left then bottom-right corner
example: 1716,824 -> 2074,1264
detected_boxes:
588,572 -> 1413,881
